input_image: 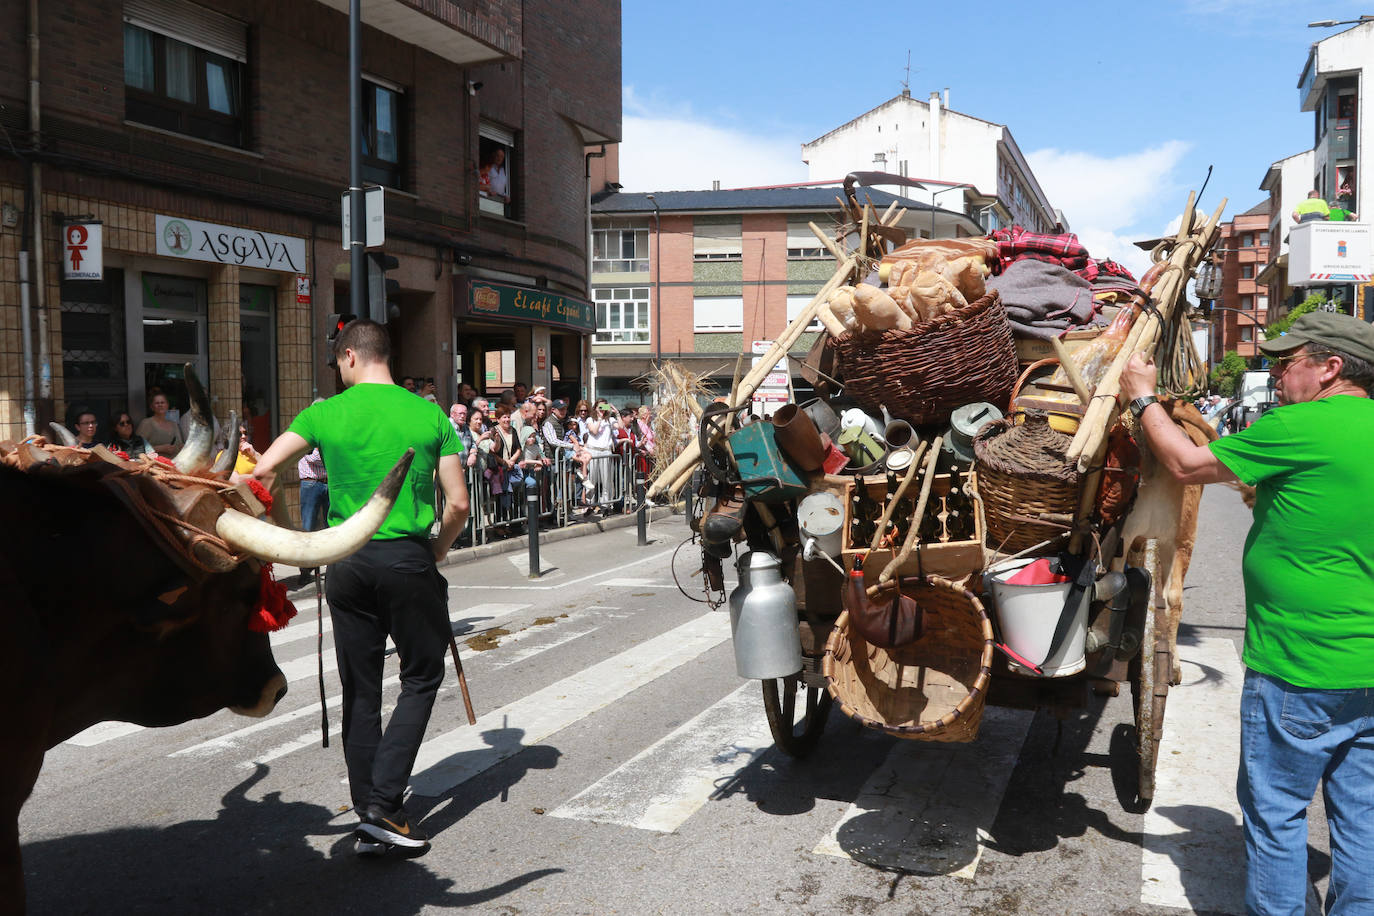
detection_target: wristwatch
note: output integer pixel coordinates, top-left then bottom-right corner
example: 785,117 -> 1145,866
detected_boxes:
1129,395 -> 1159,419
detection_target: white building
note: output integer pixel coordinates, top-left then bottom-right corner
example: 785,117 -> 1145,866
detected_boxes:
1259,18 -> 1373,320
800,90 -> 1062,237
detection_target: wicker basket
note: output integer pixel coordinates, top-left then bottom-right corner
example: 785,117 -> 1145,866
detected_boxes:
973,412 -> 1080,555
823,576 -> 994,743
828,290 -> 1019,426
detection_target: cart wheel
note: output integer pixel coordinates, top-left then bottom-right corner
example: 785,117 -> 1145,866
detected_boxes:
1131,541 -> 1170,805
762,673 -> 832,758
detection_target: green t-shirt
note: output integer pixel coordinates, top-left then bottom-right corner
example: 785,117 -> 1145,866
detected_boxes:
288,383 -> 462,541
1208,396 -> 1374,687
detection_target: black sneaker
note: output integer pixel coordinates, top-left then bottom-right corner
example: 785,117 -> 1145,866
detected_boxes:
355,804 -> 430,851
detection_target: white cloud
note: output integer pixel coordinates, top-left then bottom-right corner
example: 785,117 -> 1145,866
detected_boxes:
1027,141 -> 1193,278
618,86 -> 807,192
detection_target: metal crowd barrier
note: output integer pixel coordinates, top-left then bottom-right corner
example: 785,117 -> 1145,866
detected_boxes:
449,447 -> 638,547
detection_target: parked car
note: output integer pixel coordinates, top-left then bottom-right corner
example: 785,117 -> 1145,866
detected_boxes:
1206,398 -> 1278,436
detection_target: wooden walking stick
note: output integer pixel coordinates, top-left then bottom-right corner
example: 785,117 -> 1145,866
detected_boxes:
448,633 -> 477,725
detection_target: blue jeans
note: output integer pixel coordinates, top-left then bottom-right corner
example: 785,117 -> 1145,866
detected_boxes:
1238,669 -> 1374,916
299,478 -> 329,532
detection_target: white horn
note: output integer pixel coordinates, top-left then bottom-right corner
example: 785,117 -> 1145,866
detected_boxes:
210,411 -> 241,477
48,422 -> 79,447
216,449 -> 415,566
173,363 -> 215,475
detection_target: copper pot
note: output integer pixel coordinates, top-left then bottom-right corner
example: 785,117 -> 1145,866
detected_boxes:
771,403 -> 826,472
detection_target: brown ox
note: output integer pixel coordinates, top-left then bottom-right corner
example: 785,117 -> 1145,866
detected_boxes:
2,432 -> 412,911
1114,400 -> 1253,684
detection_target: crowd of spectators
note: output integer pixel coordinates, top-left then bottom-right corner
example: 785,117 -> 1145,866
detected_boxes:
58,374 -> 653,553
446,382 -> 656,535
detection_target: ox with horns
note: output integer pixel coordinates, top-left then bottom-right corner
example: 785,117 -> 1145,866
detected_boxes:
2,366 -> 413,910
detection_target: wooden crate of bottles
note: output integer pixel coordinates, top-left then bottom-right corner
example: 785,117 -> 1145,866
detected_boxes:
840,470 -> 986,581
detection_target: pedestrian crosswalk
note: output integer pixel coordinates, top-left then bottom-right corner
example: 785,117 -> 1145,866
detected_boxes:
58,587 -> 1250,914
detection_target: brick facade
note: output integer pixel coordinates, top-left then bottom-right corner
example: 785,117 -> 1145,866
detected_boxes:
0,0 -> 621,517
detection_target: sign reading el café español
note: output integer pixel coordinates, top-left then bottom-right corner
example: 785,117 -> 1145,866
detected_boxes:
468,280 -> 595,334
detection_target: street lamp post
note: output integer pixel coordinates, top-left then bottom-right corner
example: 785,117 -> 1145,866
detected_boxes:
929,183 -> 970,240
1307,15 -> 1374,27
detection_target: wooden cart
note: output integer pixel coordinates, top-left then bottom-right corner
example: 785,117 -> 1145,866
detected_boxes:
655,182 -> 1224,807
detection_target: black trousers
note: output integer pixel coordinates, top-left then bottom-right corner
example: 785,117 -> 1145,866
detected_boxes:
324,537 -> 449,814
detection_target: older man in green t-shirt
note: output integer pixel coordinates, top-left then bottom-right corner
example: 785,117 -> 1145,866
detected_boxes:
1121,311 -> 1374,916
253,319 -> 468,858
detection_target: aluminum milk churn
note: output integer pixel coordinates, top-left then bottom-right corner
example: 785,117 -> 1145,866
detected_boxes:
730,551 -> 802,679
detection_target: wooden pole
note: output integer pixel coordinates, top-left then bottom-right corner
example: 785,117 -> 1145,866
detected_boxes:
647,257 -> 857,499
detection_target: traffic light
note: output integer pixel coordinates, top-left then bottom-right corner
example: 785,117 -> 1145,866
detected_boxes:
326,312 -> 355,343
367,252 -> 400,324
326,312 -> 355,368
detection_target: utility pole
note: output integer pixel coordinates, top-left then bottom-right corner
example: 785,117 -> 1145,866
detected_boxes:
348,0 -> 365,318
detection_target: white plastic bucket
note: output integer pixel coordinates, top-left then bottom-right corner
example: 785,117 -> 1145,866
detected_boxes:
987,557 -> 1090,677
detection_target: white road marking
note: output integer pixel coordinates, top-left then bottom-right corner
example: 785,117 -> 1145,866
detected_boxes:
173,692 -> 347,758
602,577 -> 659,587
407,611 -> 732,796
549,683 -> 778,832
65,720 -> 145,746
814,706 -> 1033,877
1141,636 -> 1245,914
453,546 -> 676,590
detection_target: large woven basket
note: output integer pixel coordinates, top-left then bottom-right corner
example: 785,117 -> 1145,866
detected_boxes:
823,576 -> 994,743
828,290 -> 1019,426
973,412 -> 1081,554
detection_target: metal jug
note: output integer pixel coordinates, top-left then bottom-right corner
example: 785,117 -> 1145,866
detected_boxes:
731,552 -> 802,679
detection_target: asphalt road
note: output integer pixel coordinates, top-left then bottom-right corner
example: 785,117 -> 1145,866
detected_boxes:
21,486 -> 1323,915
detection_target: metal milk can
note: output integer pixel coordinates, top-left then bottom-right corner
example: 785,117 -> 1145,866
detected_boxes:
730,551 -> 802,679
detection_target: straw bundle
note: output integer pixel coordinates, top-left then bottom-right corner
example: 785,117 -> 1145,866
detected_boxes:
644,361 -> 718,485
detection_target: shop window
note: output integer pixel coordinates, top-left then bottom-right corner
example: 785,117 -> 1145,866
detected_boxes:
693,218 -> 742,261
478,123 -> 516,218
363,79 -> 405,189
693,296 -> 743,331
123,0 -> 247,148
593,229 -> 649,273
594,287 -> 650,342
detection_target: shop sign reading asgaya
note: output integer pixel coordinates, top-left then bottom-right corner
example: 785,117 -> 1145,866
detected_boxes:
468,280 -> 595,333
156,215 -> 306,272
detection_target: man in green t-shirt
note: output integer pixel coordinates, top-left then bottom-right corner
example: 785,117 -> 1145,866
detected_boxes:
1291,189 -> 1331,223
1120,311 -> 1374,915
253,319 -> 468,857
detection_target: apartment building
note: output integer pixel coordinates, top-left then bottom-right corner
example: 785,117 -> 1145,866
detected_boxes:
589,187 -> 984,403
1212,201 -> 1272,359
800,90 -> 1063,237
0,0 -> 619,450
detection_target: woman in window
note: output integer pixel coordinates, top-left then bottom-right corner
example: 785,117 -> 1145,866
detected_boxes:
137,389 -> 182,457
479,147 -> 510,204
108,411 -> 154,457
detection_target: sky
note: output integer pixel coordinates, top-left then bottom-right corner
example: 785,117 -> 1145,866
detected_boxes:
620,1 -> 1370,278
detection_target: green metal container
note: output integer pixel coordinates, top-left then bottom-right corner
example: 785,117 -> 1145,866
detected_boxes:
729,421 -> 809,503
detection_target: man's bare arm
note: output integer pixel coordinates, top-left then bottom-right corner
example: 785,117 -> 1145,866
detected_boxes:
433,453 -> 470,564
1120,352 -> 1239,485
248,431 -> 311,490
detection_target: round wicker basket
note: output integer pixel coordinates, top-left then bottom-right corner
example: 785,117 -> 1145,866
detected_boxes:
828,290 -> 1019,427
823,576 -> 994,743
973,412 -> 1080,555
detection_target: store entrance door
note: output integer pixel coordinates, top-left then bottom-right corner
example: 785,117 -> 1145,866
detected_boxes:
456,322 -> 522,397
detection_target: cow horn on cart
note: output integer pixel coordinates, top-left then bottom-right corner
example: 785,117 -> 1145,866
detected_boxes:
216,448 -> 415,566
173,363 -> 216,475
47,422 -> 79,447
209,410 -> 241,477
